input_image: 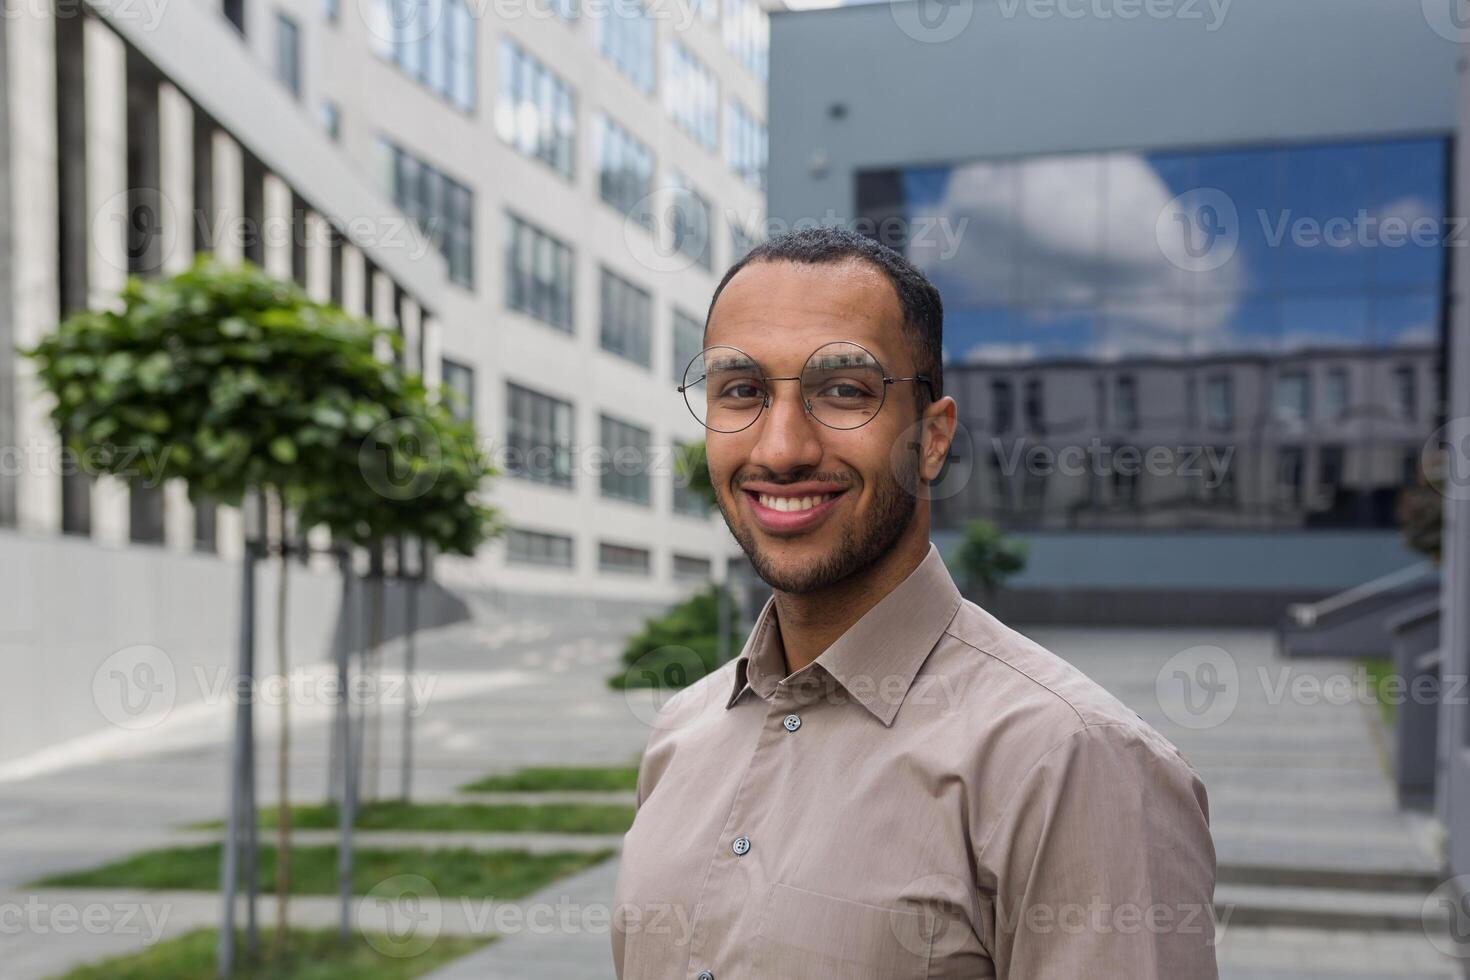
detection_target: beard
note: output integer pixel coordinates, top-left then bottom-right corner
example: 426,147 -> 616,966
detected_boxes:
717,449 -> 921,595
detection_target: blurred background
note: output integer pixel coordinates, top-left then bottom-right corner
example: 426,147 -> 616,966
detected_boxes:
3,0 -> 1470,976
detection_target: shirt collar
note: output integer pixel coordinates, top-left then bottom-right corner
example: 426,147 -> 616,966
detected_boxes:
725,542 -> 962,726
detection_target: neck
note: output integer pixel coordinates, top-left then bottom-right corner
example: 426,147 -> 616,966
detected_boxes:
772,524 -> 931,676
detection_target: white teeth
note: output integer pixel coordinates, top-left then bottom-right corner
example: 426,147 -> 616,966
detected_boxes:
757,493 -> 834,513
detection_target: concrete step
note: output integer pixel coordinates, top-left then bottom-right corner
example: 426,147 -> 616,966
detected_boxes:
1219,861 -> 1441,894
1216,882 -> 1449,933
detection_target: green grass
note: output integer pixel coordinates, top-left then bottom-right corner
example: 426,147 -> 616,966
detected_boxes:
1360,656 -> 1397,726
199,801 -> 635,835
47,927 -> 489,980
31,844 -> 613,898
460,765 -> 640,793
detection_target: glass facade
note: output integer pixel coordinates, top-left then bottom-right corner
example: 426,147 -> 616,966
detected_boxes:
857,136 -> 1447,531
496,38 -> 577,180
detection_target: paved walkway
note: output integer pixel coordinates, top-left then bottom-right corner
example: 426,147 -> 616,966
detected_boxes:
2,602 -> 1466,977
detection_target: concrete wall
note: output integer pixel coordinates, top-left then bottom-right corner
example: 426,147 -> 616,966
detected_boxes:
769,0 -> 1459,225
0,528 -> 468,769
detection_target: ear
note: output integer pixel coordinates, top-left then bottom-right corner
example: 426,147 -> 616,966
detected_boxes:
918,396 -> 958,484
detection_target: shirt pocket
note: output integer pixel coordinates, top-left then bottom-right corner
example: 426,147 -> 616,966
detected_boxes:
751,881 -> 931,979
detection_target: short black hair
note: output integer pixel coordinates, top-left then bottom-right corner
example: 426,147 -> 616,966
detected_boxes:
704,226 -> 944,408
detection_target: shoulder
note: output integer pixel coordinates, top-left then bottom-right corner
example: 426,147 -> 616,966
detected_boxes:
930,598 -> 1200,787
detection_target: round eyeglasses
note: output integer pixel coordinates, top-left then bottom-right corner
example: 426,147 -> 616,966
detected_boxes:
678,341 -> 934,433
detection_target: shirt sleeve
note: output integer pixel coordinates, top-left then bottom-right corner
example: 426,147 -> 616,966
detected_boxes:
976,721 -> 1218,979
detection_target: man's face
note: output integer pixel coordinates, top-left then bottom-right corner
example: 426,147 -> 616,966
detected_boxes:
701,259 -> 953,594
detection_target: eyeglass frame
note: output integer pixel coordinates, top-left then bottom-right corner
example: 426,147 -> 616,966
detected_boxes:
676,340 -> 935,433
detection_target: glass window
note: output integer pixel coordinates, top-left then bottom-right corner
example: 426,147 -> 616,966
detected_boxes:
665,41 -> 718,151
1323,367 -> 1349,420
379,140 -> 475,287
368,0 -> 476,110
673,553 -> 712,579
672,440 -> 710,517
1205,375 -> 1233,431
600,268 -> 652,367
1393,365 -> 1417,420
669,171 -> 713,272
595,0 -> 655,93
320,101 -> 340,141
594,113 -> 654,229
856,136 -> 1448,529
600,414 -> 651,505
672,308 -> 704,383
722,0 -> 767,81
442,357 -> 475,422
507,528 -> 574,567
725,99 -> 766,190
599,541 -> 651,574
505,212 -> 574,331
990,379 -> 1013,434
1113,376 -> 1138,431
496,38 -> 576,180
275,14 -> 302,98
506,382 -> 574,487
1274,370 -> 1311,424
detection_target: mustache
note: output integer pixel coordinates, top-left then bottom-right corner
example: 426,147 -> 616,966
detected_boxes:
734,473 -> 855,489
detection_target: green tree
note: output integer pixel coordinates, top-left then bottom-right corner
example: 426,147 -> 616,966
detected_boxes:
953,518 -> 1027,600
23,257 -> 498,965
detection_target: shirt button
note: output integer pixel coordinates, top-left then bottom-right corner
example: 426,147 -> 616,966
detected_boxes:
732,836 -> 751,856
697,973 -> 715,980
783,713 -> 801,732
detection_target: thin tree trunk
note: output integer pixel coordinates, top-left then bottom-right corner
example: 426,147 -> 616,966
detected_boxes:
271,488 -> 291,958
364,571 -> 385,802
400,579 -> 418,802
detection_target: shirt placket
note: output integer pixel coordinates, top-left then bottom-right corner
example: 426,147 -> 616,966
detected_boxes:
683,670 -> 829,980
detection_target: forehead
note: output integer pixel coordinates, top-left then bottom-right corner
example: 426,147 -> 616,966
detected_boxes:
705,259 -> 908,370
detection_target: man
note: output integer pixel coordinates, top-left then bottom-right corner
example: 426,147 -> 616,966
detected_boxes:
611,228 -> 1217,978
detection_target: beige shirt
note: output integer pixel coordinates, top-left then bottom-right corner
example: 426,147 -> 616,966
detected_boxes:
611,542 -> 1217,979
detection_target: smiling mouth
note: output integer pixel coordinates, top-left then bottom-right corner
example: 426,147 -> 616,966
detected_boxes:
753,492 -> 843,513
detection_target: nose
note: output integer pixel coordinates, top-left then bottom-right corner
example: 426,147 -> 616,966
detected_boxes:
746,379 -> 824,475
